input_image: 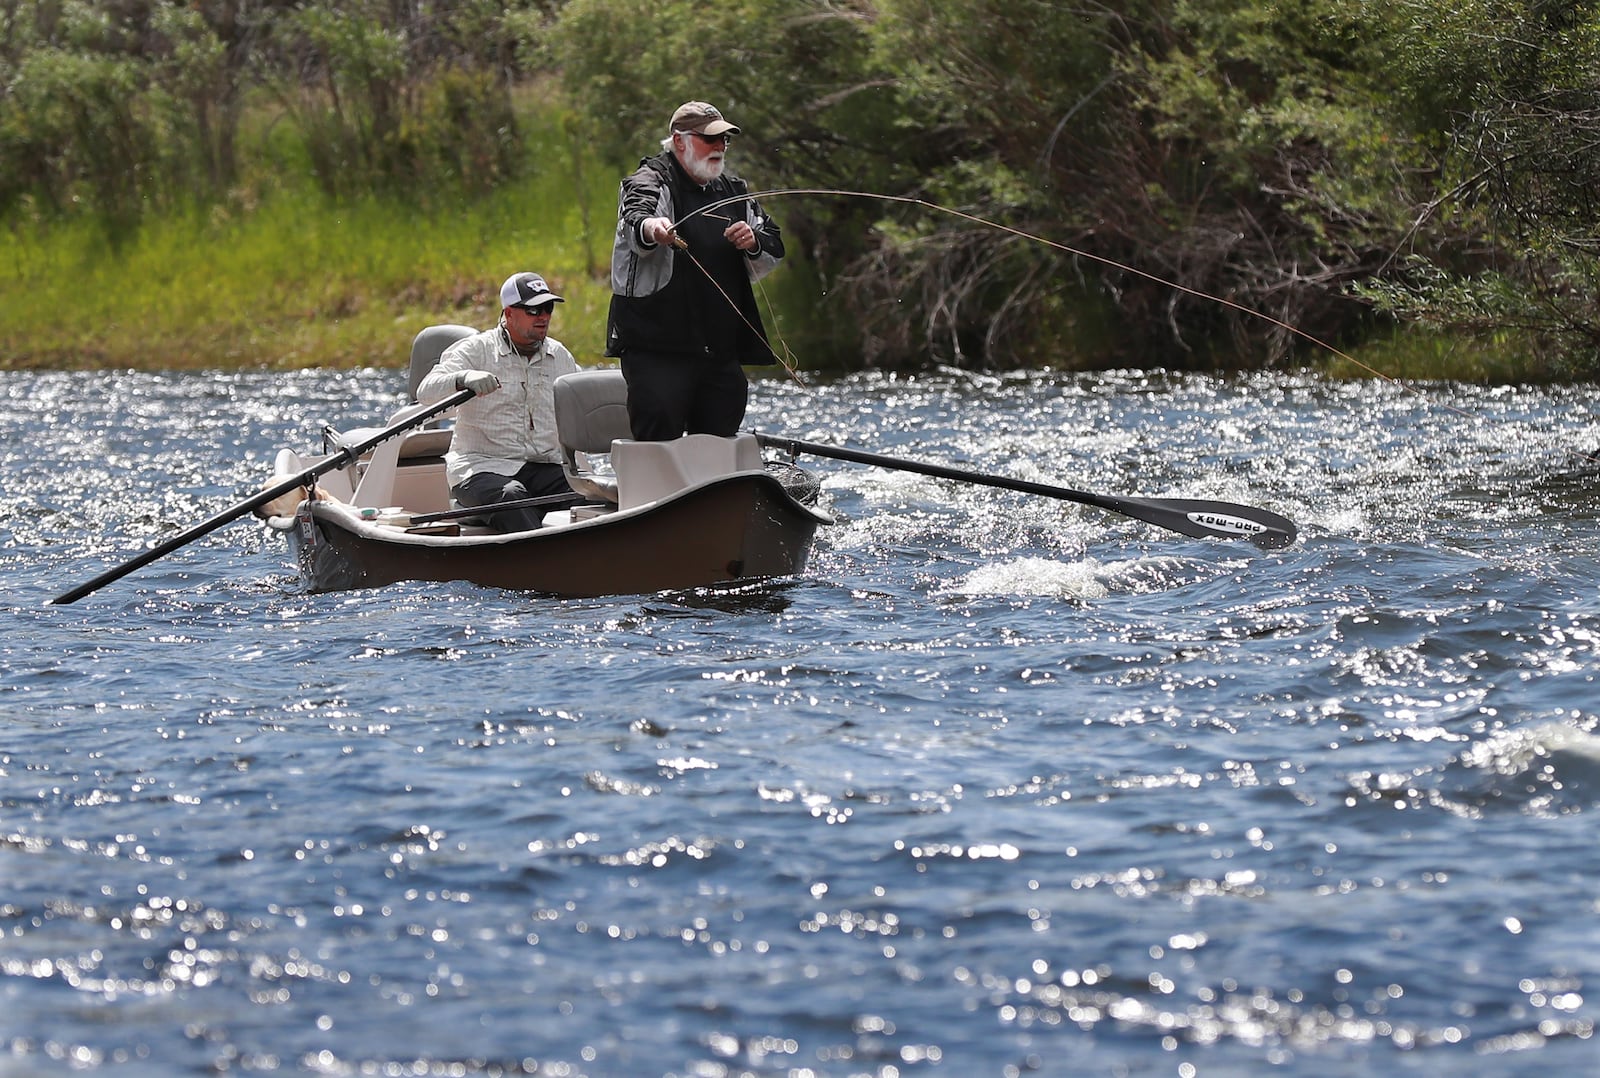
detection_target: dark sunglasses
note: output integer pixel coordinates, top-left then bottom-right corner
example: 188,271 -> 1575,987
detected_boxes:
516,302 -> 556,316
685,131 -> 732,146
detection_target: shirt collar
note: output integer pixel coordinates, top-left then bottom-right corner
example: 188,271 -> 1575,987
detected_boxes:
499,322 -> 545,360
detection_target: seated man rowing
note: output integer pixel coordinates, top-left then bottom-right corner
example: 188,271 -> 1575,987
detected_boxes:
416,272 -> 579,531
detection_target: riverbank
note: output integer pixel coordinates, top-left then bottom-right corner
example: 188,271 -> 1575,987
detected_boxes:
1,198 -> 1531,383
0,180 -> 851,379
0,161 -> 615,371
0,149 -> 1539,383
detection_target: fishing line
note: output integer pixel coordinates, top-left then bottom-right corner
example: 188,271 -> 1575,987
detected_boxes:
673,186 -> 1495,426
665,228 -> 808,387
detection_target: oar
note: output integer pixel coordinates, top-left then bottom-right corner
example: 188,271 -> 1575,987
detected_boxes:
755,433 -> 1297,550
50,388 -> 476,605
406,491 -> 584,525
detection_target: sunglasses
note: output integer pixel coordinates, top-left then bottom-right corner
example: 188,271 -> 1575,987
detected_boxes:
684,131 -> 732,146
516,302 -> 556,316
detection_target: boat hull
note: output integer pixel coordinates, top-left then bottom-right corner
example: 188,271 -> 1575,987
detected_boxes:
284,472 -> 827,597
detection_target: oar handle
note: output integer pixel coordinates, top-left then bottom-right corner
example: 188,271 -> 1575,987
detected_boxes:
50,388 -> 474,605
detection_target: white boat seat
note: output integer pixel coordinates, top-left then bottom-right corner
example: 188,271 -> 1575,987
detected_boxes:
553,369 -> 631,504
395,427 -> 452,459
612,433 -> 764,510
321,324 -> 474,490
321,422 -> 451,510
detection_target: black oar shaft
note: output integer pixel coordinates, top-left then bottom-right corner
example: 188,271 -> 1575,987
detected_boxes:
407,491 -> 584,525
756,433 -> 1296,549
50,388 -> 475,605
760,435 -> 1123,510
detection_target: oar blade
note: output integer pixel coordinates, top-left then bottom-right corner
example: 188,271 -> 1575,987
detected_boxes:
1117,496 -> 1297,550
758,432 -> 1298,551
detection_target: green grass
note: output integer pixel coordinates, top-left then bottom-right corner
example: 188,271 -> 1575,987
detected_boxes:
0,141 -> 841,376
0,113 -> 622,372
1322,326 -> 1559,384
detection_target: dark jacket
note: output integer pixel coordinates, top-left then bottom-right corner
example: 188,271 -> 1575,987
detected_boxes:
605,151 -> 784,363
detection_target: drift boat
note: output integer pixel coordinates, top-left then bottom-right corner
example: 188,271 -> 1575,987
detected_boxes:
49,329 -> 1294,607
257,326 -> 831,598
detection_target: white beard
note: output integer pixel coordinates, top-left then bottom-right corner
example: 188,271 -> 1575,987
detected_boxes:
683,154 -> 725,186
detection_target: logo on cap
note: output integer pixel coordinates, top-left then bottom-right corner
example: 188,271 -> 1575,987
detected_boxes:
670,101 -> 740,136
500,272 -> 564,308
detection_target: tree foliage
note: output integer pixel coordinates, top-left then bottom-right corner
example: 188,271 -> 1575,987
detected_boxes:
557,0 -> 1454,369
3,0 -> 1598,374
1350,0 -> 1600,374
0,0 -> 553,231
1092,0 -> 1433,365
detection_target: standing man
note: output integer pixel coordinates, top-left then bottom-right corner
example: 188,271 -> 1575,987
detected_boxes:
416,272 -> 578,532
606,100 -> 785,441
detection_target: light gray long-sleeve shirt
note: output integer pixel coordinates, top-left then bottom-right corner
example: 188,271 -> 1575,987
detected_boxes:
415,323 -> 579,489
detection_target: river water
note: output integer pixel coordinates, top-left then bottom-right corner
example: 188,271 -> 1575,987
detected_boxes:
2,366 -> 1598,1076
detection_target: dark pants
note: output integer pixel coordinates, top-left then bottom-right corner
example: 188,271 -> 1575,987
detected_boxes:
620,350 -> 749,441
452,462 -> 571,533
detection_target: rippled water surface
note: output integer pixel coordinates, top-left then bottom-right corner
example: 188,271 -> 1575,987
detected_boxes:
3,367 -> 1599,1076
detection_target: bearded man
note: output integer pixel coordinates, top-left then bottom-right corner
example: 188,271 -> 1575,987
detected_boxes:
605,100 -> 785,441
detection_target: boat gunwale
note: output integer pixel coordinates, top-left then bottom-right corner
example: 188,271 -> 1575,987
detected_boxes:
270,467 -> 832,547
